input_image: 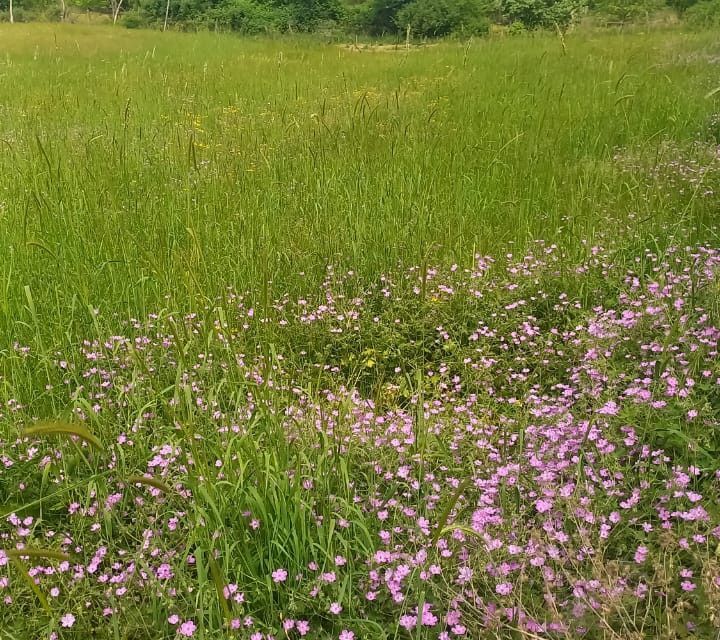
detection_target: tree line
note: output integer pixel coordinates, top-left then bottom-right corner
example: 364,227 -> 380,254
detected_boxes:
1,0 -> 719,36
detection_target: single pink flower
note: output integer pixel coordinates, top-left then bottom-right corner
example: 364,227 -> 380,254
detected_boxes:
178,620 -> 196,637
271,568 -> 288,583
634,545 -> 648,564
60,613 -> 75,628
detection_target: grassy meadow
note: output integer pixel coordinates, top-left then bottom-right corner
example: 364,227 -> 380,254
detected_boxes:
1,23 -> 720,639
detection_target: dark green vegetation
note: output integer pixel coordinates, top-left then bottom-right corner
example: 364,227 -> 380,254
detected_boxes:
3,0 -> 720,35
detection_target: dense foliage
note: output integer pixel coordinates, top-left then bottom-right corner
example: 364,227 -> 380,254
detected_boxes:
0,0 -> 712,33
395,0 -> 491,36
683,0 -> 720,25
590,0 -> 665,22
500,0 -> 583,29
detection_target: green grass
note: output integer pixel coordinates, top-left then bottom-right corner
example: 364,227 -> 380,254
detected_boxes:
0,24 -> 717,343
1,23 -> 720,640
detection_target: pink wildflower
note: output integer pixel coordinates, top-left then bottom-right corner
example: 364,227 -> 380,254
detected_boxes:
60,613 -> 75,628
271,568 -> 288,583
634,546 -> 649,564
178,620 -> 197,637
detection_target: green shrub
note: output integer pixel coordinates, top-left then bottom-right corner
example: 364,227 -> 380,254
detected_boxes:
364,0 -> 412,34
500,0 -> 586,29
208,0 -> 286,32
593,0 -> 664,23
396,0 -> 491,36
135,0 -> 290,32
342,0 -> 374,33
3,6 -> 30,20
683,0 -> 720,25
271,0 -> 345,31
666,0 -> 700,14
41,3 -> 64,20
507,17 -> 527,31
120,10 -> 148,27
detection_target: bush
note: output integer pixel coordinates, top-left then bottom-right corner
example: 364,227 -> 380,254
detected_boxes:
365,0 -> 412,35
683,0 -> 720,25
208,0 -> 286,32
120,10 -> 148,27
272,0 -> 345,31
501,0 -> 586,29
342,1 -> 374,33
666,0 -> 700,13
507,18 -> 527,31
135,0 -> 290,32
2,6 -> 30,20
396,0 -> 491,36
41,3 -> 64,20
593,0 -> 664,23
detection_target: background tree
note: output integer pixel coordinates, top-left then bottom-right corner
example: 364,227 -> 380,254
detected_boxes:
268,0 -> 344,30
0,0 -> 708,34
682,0 -> 720,25
69,0 -> 116,20
0,0 -> 17,21
396,0 -> 493,36
365,0 -> 411,34
109,0 -> 123,22
593,0 -> 664,22
1,0 -> 60,21
665,0 -> 699,13
500,0 -> 586,28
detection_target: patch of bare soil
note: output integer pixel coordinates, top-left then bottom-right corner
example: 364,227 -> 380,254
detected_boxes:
339,42 -> 439,53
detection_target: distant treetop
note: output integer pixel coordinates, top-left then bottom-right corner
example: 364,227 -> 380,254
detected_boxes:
0,0 -> 712,35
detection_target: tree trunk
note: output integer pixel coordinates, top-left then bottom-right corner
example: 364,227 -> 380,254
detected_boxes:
9,0 -> 14,24
163,0 -> 170,32
111,0 -> 123,24
59,0 -> 66,22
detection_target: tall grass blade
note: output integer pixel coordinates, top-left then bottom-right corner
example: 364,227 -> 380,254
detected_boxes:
5,548 -> 71,562
126,474 -> 173,493
22,421 -> 104,451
